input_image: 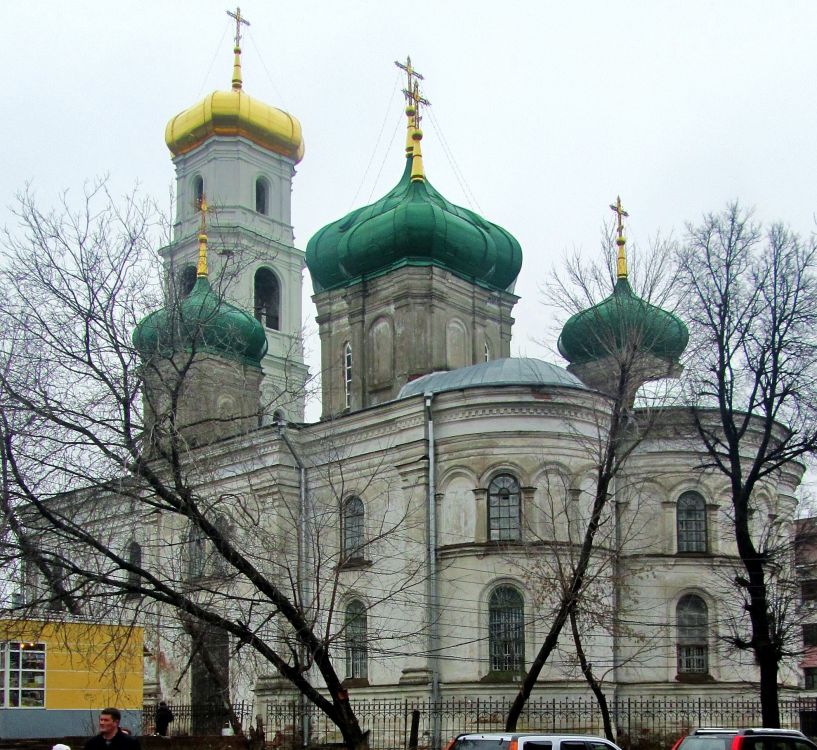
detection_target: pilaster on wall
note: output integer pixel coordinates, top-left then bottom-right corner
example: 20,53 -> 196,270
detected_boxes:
313,266 -> 518,419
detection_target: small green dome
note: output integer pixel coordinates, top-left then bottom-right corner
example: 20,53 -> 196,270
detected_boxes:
133,277 -> 268,366
557,277 -> 688,365
305,158 -> 522,292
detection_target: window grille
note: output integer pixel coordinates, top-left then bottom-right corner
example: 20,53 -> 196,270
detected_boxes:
677,491 -> 707,553
488,474 -> 521,541
345,600 -> 368,679
677,593 -> 708,674
489,585 -> 524,672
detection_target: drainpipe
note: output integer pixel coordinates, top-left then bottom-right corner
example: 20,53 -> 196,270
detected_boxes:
424,393 -> 441,750
278,426 -> 310,748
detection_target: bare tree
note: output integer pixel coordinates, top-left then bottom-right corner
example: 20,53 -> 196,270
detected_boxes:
675,203 -> 817,726
505,226 -> 685,730
0,181 -> 422,750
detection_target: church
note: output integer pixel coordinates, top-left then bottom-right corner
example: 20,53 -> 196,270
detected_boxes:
128,14 -> 805,715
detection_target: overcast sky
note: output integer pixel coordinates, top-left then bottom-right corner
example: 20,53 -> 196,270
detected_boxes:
3,1 -> 817,417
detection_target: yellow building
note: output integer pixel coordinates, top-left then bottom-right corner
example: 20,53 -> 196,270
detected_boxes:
0,618 -> 143,738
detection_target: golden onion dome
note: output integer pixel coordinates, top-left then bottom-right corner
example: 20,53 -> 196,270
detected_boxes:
165,42 -> 304,163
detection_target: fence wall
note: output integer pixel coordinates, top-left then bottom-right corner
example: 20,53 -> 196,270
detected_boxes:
264,696 -> 817,750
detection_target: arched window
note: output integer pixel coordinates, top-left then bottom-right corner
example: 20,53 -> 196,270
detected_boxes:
342,496 -> 365,560
343,342 -> 353,409
488,473 -> 521,541
187,526 -> 206,581
484,341 -> 491,362
677,593 -> 709,675
345,599 -> 368,679
179,265 -> 197,298
677,491 -> 707,553
489,585 -> 524,672
193,176 -> 204,210
255,177 -> 269,214
254,268 -> 280,330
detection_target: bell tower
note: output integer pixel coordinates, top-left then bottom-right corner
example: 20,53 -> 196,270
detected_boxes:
161,8 -> 308,421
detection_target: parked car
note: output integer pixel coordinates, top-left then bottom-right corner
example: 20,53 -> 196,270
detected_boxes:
445,733 -> 623,750
671,728 -> 816,750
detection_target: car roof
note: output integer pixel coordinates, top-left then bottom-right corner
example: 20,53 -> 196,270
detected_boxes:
455,735 -> 615,742
690,730 -> 806,737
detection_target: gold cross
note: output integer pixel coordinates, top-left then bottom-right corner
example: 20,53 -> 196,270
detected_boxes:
395,55 -> 424,93
227,7 -> 250,48
609,195 -> 629,238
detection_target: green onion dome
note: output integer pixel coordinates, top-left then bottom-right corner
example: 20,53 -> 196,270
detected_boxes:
132,276 -> 268,367
305,157 -> 522,293
557,277 -> 689,365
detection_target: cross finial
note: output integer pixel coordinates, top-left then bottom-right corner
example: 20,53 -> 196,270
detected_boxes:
197,196 -> 209,278
609,195 -> 629,239
609,195 -> 630,280
227,7 -> 250,49
395,56 -> 430,129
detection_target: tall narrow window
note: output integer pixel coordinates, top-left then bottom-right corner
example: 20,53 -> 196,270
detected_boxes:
488,473 -> 521,541
489,585 -> 524,672
187,526 -> 206,581
677,491 -> 707,553
484,341 -> 491,362
2,641 -> 45,707
193,176 -> 204,210
255,177 -> 269,214
345,600 -> 368,679
677,593 -> 709,675
343,496 -> 365,560
344,342 -> 353,409
254,268 -> 280,330
126,540 -> 142,594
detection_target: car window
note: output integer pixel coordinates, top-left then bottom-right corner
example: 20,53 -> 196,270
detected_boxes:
454,741 -> 509,750
562,742 -> 588,750
682,738 -> 732,750
587,742 -> 619,750
524,743 -> 552,750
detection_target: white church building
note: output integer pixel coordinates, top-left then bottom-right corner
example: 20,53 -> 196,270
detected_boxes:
125,26 -> 805,714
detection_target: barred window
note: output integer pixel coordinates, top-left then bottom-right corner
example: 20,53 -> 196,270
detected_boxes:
345,600 -> 368,679
677,594 -> 709,674
488,474 -> 521,541
343,496 -> 365,560
2,642 -> 45,707
677,491 -> 707,553
489,585 -> 524,672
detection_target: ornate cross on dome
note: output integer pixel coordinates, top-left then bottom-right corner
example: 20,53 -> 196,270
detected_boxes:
395,56 -> 430,127
609,195 -> 629,238
609,195 -> 629,280
227,7 -> 250,48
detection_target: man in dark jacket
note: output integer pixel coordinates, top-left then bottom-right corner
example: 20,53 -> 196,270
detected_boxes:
155,702 -> 174,737
84,708 -> 140,750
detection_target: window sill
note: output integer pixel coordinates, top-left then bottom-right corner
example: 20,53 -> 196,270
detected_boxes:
675,672 -> 714,683
480,671 -> 524,683
342,677 -> 370,688
338,557 -> 371,571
